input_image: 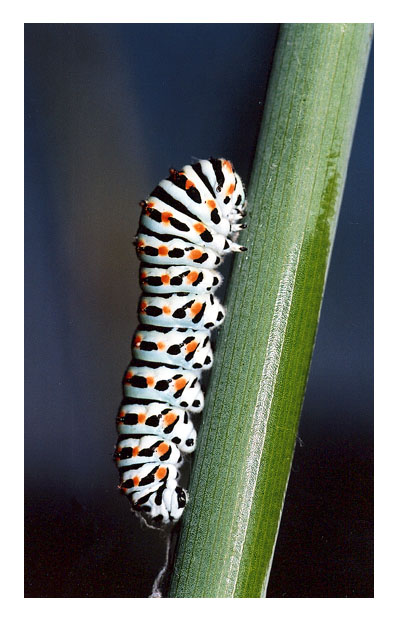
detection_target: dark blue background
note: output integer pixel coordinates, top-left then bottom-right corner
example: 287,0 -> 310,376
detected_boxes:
25,24 -> 373,597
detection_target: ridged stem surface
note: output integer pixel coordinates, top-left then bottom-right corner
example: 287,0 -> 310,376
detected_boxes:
168,23 -> 373,598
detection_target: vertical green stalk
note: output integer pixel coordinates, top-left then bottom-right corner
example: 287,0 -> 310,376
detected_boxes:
168,23 -> 372,598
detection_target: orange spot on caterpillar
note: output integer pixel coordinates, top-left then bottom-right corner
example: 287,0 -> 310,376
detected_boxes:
185,179 -> 195,190
133,476 -> 140,487
190,302 -> 203,317
207,200 -> 216,210
133,336 -> 142,348
162,305 -> 171,314
186,271 -> 199,283
227,183 -> 235,195
140,301 -> 147,312
174,377 -> 187,391
140,271 -> 147,280
137,240 -> 145,247
161,211 -> 172,224
157,442 -> 169,456
186,340 -> 198,353
138,413 -> 146,424
194,223 -> 206,234
158,245 -> 168,256
161,274 -> 170,284
189,249 -> 202,260
164,412 -> 177,426
156,466 -> 167,480
147,376 -> 155,387
132,446 -> 139,457
224,160 -> 233,173
124,370 -> 133,382
157,341 -> 165,350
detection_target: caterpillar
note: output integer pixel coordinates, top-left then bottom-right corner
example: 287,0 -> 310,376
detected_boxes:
115,157 -> 246,527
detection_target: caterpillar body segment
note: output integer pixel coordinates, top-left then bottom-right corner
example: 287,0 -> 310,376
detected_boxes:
132,326 -> 213,371
116,157 -> 246,526
115,435 -> 182,469
116,402 -> 197,453
136,231 -> 242,269
138,292 -> 226,331
140,203 -> 232,256
123,363 -> 205,412
139,265 -> 222,295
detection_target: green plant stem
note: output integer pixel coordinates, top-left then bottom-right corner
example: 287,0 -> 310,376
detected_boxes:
168,23 -> 373,598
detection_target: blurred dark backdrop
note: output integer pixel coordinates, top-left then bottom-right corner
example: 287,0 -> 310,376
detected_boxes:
25,24 -> 373,598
